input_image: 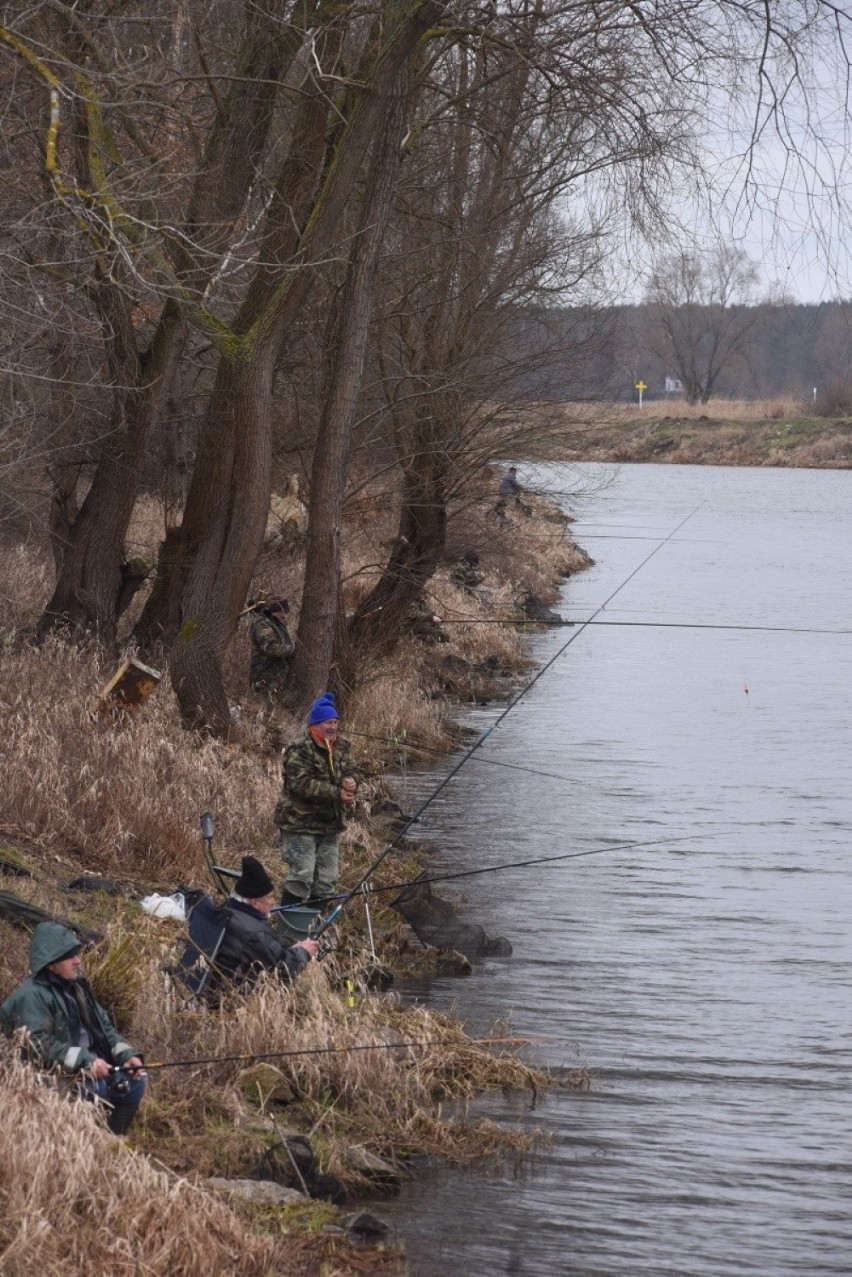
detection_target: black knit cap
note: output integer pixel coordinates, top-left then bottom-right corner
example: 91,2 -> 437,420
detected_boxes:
235,855 -> 274,899
264,598 -> 290,615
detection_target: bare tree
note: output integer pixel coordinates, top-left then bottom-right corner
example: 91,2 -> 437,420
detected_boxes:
343,5 -> 690,665
643,245 -> 762,403
3,0 -> 852,734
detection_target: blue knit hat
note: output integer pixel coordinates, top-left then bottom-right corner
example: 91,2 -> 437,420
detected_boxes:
308,692 -> 338,725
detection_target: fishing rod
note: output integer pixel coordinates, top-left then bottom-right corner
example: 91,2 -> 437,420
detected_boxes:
313,503 -> 705,939
346,829 -> 731,901
113,1035 -> 532,1075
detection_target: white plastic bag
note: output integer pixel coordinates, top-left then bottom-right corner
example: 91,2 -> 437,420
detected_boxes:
140,892 -> 186,921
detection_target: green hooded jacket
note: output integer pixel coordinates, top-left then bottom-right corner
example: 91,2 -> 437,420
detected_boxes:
0,922 -> 137,1073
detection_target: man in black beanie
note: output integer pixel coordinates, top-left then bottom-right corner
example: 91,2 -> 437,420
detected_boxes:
215,855 -> 318,986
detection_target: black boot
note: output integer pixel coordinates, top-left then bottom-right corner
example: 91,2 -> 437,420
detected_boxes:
107,1102 -> 140,1136
280,889 -> 306,907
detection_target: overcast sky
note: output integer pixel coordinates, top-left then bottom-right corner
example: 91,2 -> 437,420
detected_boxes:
602,21 -> 852,308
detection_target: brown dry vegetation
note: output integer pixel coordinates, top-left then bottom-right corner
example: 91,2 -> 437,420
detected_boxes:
0,487 -> 589,1275
511,398 -> 852,468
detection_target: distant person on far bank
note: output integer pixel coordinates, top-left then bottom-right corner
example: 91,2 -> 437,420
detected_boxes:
499,466 -> 522,500
0,922 -> 147,1135
274,693 -> 360,906
494,466 -> 531,519
250,599 -> 294,696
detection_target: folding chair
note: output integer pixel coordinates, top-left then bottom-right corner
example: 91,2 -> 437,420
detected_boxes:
171,895 -> 231,998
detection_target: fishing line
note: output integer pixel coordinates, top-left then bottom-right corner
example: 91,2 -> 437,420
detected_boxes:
316,504 -> 705,934
348,830 -> 731,899
436,618 -> 851,635
348,730 -> 587,785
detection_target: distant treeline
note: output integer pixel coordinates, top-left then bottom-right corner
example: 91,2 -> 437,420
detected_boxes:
504,301 -> 852,404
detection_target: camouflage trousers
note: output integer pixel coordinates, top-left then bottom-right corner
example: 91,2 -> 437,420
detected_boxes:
279,831 -> 339,902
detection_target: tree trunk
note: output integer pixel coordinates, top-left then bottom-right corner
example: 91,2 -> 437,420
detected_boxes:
157,4 -> 437,732
168,355 -> 274,733
46,330 -> 81,575
36,2 -> 294,642
36,279 -> 175,644
344,439 -> 447,666
287,64 -> 412,711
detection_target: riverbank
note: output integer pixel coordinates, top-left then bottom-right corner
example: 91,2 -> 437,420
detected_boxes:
510,398 -> 852,468
0,483 -> 592,1275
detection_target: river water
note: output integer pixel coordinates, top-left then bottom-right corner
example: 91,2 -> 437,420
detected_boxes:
380,463 -> 852,1276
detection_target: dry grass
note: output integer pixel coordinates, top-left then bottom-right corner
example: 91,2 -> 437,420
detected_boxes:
503,397 -> 852,468
0,1052 -> 282,1277
637,394 -> 807,421
0,483 -> 591,1270
133,967 -> 548,1169
0,636 -> 282,881
546,395 -> 809,423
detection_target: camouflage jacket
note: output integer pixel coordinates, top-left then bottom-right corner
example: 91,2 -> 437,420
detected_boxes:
450,560 -> 484,591
273,733 -> 360,834
250,614 -> 294,690
405,597 -> 448,644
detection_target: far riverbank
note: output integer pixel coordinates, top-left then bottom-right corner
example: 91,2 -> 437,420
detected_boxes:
513,397 -> 852,469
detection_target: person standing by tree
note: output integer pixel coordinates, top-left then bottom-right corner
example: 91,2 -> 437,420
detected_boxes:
274,694 -> 360,906
250,600 -> 294,696
405,595 -> 449,644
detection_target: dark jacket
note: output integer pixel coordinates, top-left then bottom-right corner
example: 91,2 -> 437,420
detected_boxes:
273,733 -> 359,835
215,899 -> 311,985
450,559 -> 485,591
0,922 -> 137,1072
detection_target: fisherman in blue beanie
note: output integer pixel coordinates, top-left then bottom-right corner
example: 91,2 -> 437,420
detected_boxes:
308,692 -> 338,725
273,693 -> 360,906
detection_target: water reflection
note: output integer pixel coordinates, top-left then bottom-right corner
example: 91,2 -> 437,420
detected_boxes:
378,464 -> 852,1276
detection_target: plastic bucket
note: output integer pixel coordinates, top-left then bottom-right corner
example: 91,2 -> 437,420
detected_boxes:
273,905 -> 321,941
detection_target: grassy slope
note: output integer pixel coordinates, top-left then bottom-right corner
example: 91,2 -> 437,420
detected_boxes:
0,481 -> 591,1276
520,400 -> 852,468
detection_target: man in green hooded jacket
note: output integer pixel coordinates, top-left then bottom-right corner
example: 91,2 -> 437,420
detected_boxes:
0,921 -> 147,1134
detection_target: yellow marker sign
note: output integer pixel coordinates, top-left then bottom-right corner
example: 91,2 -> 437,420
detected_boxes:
635,380 -> 647,407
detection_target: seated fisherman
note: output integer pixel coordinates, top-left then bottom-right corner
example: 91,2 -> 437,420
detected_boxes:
215,855 -> 319,985
405,595 -> 449,644
450,550 -> 485,593
0,921 -> 147,1135
250,598 -> 295,695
